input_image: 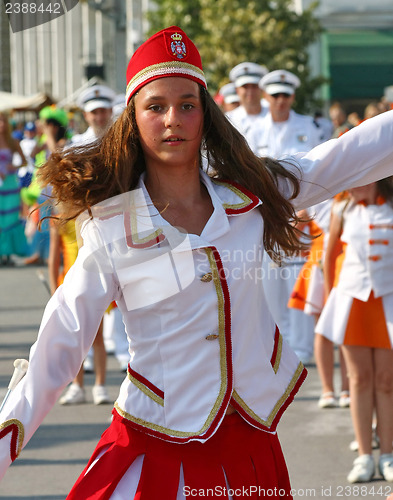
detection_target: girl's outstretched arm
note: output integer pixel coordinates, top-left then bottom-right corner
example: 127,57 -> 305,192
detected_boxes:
279,110 -> 393,209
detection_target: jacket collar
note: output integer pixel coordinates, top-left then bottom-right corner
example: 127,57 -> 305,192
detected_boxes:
79,170 -> 261,250
209,175 -> 261,215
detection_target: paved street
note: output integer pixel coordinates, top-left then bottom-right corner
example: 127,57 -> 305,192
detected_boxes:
0,264 -> 391,499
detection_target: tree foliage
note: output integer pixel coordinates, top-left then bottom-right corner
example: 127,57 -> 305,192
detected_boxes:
146,0 -> 325,113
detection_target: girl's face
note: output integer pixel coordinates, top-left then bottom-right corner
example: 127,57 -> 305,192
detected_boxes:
134,77 -> 204,173
348,182 -> 377,205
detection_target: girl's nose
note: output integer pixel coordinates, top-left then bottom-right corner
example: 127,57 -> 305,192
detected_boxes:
164,107 -> 181,128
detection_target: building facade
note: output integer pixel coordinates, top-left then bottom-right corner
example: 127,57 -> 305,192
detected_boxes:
296,0 -> 393,110
2,0 -> 393,111
4,0 -> 128,105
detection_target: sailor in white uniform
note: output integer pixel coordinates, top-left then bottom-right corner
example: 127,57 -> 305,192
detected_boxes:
218,82 -> 240,113
72,85 -> 116,145
225,62 -> 269,145
248,70 -> 323,157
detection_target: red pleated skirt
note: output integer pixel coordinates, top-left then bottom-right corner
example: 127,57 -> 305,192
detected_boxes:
67,410 -> 292,499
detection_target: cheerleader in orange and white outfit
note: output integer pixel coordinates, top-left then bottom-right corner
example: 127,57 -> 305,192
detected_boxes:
289,200 -> 332,317
316,179 -> 393,484
289,199 -> 350,409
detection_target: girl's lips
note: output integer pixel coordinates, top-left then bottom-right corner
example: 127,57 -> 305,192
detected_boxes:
164,136 -> 185,142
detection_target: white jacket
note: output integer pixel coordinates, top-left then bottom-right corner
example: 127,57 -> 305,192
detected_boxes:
1,110 -> 393,478
337,200 -> 393,301
248,109 -> 323,158
226,105 -> 268,147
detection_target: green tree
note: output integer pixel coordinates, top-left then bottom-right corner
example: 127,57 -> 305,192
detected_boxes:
146,0 -> 325,113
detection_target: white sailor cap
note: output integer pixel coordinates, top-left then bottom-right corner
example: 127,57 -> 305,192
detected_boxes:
259,70 -> 300,95
77,85 -> 116,112
229,62 -> 268,88
218,82 -> 240,104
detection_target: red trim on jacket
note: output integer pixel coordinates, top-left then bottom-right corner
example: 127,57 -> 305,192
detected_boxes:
270,326 -> 281,369
123,210 -> 165,249
217,179 -> 260,215
0,422 -> 20,462
114,245 -> 234,444
128,365 -> 164,400
229,366 -> 307,433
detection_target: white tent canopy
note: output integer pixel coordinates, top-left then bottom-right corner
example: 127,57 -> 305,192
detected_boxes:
0,91 -> 53,112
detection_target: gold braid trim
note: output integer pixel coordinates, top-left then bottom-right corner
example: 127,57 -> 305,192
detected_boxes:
273,334 -> 283,374
127,61 -> 206,93
0,418 -> 24,458
205,247 -> 229,404
127,372 -> 164,407
232,362 -> 304,428
116,248 -> 229,438
211,179 -> 252,211
128,207 -> 163,245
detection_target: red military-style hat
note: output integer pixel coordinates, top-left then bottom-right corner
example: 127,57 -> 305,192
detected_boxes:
125,26 -> 207,105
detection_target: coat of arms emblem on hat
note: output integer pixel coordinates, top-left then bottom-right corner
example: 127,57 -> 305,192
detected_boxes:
170,32 -> 187,59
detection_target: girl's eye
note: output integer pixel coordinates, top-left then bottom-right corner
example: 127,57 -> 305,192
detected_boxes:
148,105 -> 162,112
183,103 -> 194,110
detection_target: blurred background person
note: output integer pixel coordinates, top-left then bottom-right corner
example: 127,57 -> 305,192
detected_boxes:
218,82 -> 240,113
0,112 -> 27,266
49,214 -> 111,406
226,62 -> 268,145
364,101 -> 382,120
58,84 -> 116,404
316,180 -> 393,483
288,198 -> 350,409
329,102 -> 353,138
22,107 -> 69,266
72,84 -> 116,145
18,122 -> 37,190
250,69 -> 324,157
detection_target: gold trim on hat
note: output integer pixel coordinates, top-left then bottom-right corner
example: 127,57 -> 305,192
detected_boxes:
126,61 -> 206,102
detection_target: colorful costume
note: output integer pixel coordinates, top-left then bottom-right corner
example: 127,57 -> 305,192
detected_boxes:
55,219 -> 78,284
316,198 -> 393,348
288,199 -> 333,316
0,148 -> 27,257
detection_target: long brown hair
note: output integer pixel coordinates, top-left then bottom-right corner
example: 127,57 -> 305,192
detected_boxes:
38,86 -> 306,261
